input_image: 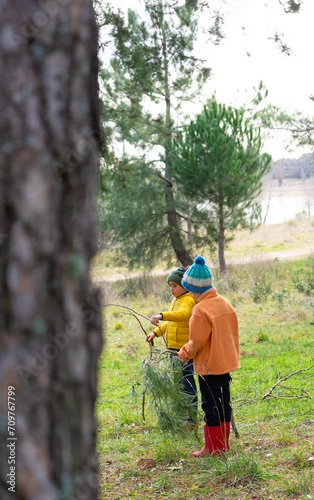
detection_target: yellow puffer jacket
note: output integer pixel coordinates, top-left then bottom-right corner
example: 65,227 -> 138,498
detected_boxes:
153,292 -> 197,349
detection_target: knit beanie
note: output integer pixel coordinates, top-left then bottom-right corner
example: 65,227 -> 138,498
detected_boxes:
181,256 -> 214,294
166,266 -> 186,287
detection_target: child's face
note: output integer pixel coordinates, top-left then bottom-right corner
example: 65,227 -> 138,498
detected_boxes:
168,281 -> 186,298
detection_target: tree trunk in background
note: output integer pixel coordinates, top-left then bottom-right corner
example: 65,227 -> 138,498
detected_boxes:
162,27 -> 193,268
0,1 -> 103,499
164,163 -> 194,267
218,204 -> 227,275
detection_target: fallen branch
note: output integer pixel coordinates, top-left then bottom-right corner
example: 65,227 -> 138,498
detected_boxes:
262,364 -> 314,400
231,412 -> 240,439
155,349 -> 181,362
142,389 -> 147,421
103,303 -> 150,322
248,486 -> 265,500
123,311 -> 148,337
103,302 -> 166,345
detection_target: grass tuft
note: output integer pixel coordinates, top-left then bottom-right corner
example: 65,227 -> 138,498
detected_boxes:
201,446 -> 272,488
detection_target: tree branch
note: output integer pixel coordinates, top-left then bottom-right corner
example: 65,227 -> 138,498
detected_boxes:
157,172 -> 173,187
262,364 -> 314,400
103,303 -> 166,345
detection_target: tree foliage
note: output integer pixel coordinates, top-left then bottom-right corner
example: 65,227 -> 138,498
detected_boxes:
171,100 -> 272,274
96,0 -> 302,269
97,155 -> 215,268
255,102 -> 314,151
97,0 -> 223,267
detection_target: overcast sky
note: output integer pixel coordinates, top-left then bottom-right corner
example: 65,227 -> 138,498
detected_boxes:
203,0 -> 314,160
104,0 -> 314,160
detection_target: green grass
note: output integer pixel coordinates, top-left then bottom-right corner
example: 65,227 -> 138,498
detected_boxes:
96,257 -> 314,499
92,217 -> 314,281
223,215 -> 314,260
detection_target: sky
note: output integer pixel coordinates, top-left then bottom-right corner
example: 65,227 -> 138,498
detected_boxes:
202,0 -> 314,160
103,0 -> 314,160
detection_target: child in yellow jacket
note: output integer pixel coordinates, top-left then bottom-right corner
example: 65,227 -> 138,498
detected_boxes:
178,256 -> 240,457
146,266 -> 198,424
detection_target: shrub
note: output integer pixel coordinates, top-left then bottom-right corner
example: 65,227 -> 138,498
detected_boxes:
252,275 -> 272,303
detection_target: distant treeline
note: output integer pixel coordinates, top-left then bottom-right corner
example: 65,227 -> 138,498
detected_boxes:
271,153 -> 314,182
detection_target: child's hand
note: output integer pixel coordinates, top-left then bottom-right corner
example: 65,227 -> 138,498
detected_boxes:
146,333 -> 156,343
150,314 -> 162,326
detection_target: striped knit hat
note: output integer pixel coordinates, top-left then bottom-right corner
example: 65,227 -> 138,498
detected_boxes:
181,256 -> 214,294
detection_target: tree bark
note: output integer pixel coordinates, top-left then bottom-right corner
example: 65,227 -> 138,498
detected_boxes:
218,203 -> 227,275
161,12 -> 193,268
164,157 -> 194,268
0,1 -> 103,499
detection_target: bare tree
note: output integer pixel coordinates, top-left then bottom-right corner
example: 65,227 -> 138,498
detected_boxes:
0,1 -> 103,499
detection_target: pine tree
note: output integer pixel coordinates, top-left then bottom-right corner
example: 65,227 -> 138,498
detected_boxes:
171,99 -> 272,274
97,0 -> 222,267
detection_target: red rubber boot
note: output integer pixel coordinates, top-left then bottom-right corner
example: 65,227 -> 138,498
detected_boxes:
192,422 -> 230,457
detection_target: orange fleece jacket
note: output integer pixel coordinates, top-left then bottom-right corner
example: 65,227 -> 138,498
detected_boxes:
178,288 -> 240,375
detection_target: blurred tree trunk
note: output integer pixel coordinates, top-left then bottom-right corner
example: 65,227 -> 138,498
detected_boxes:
0,1 -> 103,499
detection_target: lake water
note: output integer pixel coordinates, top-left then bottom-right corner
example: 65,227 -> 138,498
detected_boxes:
261,196 -> 314,225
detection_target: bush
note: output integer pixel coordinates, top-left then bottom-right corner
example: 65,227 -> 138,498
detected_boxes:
252,275 -> 272,303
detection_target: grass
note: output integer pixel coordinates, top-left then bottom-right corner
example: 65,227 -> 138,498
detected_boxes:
96,254 -> 314,500
223,215 -> 314,261
92,215 -> 314,280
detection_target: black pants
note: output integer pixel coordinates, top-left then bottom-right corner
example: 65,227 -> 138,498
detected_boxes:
198,373 -> 232,426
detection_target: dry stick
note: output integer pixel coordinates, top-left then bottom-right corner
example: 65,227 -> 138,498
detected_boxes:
231,412 -> 240,439
103,303 -> 167,346
103,303 -> 150,322
123,311 -> 148,336
122,311 -> 155,359
276,385 -> 311,398
234,364 -> 314,405
155,349 -> 181,362
266,394 -> 311,400
264,383 -> 311,400
142,390 -> 147,421
262,364 -> 314,400
103,303 -> 170,420
248,486 -> 265,500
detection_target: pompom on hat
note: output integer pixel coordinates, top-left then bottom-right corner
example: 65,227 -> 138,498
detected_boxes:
167,266 -> 186,287
181,256 -> 214,294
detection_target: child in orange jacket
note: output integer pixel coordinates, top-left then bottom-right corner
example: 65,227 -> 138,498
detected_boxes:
178,256 -> 240,456
146,266 -> 198,425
